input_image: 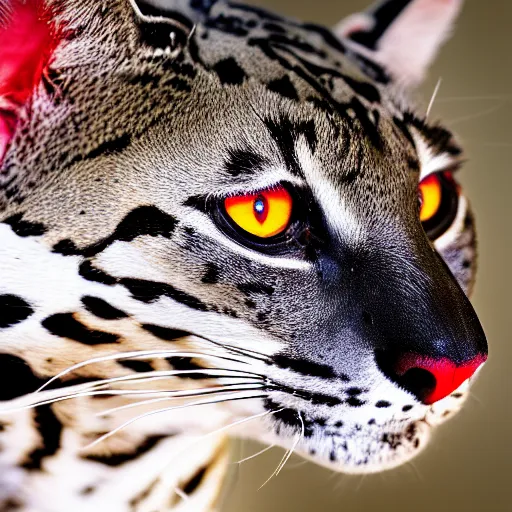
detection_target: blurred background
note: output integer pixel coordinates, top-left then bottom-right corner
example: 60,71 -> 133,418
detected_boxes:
221,1 -> 512,511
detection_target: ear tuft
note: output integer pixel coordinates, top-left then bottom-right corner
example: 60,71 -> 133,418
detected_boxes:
335,0 -> 463,86
0,0 -> 62,163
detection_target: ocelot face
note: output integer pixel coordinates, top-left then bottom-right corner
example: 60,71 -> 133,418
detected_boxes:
0,0 -> 487,476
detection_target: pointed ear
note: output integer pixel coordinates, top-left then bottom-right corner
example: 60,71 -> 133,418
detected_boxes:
0,0 -> 61,164
335,0 -> 463,86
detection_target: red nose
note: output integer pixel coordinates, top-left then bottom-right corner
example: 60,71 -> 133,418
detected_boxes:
394,353 -> 487,405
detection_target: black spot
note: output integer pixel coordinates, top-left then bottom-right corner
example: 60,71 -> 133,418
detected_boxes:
80,486 -> 96,496
78,260 -> 118,285
81,296 -> 128,320
414,439 -> 420,448
334,421 -> 343,428
237,282 -> 274,296
329,451 -> 337,462
53,206 -> 178,257
346,388 -> 362,396
244,299 -> 256,309
376,400 -> 391,408
462,260 -> 471,269
3,213 -> 46,237
451,393 -> 463,399
42,313 -> 119,345
83,436 -> 166,466
272,355 -> 337,379
22,405 -> 63,470
120,278 -> 208,311
268,75 -> 299,100
341,74 -> 381,103
0,294 -> 34,328
402,405 -> 413,412
346,397 -> 365,407
368,419 -> 376,425
224,149 -> 267,177
167,357 -> 206,379
182,466 -> 208,495
0,354 -> 45,401
264,399 -> 301,430
213,57 -> 246,85
142,324 -> 189,341
68,134 -> 132,167
118,360 -> 154,373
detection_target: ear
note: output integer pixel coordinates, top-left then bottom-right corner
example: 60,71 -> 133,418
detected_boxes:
0,0 -> 61,164
335,0 -> 463,86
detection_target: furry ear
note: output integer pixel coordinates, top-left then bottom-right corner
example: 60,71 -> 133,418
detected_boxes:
335,0 -> 463,86
0,0 -> 61,164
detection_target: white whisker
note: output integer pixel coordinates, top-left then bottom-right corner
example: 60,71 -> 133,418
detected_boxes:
259,411 -> 304,489
83,391 -> 269,450
36,350 -> 257,393
95,384 -> 266,416
426,78 -> 442,118
234,443 -> 276,465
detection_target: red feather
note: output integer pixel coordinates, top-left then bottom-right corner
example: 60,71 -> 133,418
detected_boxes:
0,0 -> 61,163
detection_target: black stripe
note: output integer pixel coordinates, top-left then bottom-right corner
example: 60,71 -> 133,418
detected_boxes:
53,206 -> 178,257
22,405 -> 63,470
142,324 -> 189,341
42,313 -> 119,345
79,260 -> 118,285
0,294 -> 34,328
3,213 -> 46,237
81,296 -> 128,320
83,436 -> 166,467
68,134 -> 131,167
224,148 -> 267,177
119,360 -> 154,373
272,355 -> 341,380
120,278 -> 208,311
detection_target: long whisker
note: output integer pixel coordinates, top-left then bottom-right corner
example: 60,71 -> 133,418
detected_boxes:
95,385 -> 267,417
259,411 -> 304,489
83,391 -> 270,450
36,350 -> 259,393
234,443 -> 276,465
53,368 -> 266,394
6,383 -> 266,412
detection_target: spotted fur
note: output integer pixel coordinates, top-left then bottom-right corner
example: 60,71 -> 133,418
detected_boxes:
0,0 -> 487,510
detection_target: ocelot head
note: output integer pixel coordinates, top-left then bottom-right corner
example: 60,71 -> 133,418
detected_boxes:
0,0 -> 487,474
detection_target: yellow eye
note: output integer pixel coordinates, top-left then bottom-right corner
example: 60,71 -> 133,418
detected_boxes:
418,173 -> 442,222
224,186 -> 293,238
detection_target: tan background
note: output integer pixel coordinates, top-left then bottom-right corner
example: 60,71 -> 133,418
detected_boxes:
222,1 -> 512,511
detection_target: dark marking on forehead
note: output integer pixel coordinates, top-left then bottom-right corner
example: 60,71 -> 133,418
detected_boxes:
224,148 -> 268,177
42,313 -> 120,345
53,206 -> 177,257
79,260 -> 117,285
2,213 -> 46,237
404,113 -> 462,156
120,278 -> 208,311
83,436 -> 166,467
142,323 -> 189,341
119,359 -> 154,373
201,262 -> 220,284
81,296 -> 128,320
0,294 -> 34,328
66,133 -> 131,167
263,115 -> 317,176
268,75 -> 299,100
21,405 -> 63,471
341,74 -> 381,104
213,57 -> 246,85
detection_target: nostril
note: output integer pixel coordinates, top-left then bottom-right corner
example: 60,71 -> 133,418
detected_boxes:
398,367 -> 437,404
376,350 -> 487,405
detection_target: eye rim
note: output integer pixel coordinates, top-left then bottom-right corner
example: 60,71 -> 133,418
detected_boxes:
213,183 -> 315,256
419,171 -> 459,240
